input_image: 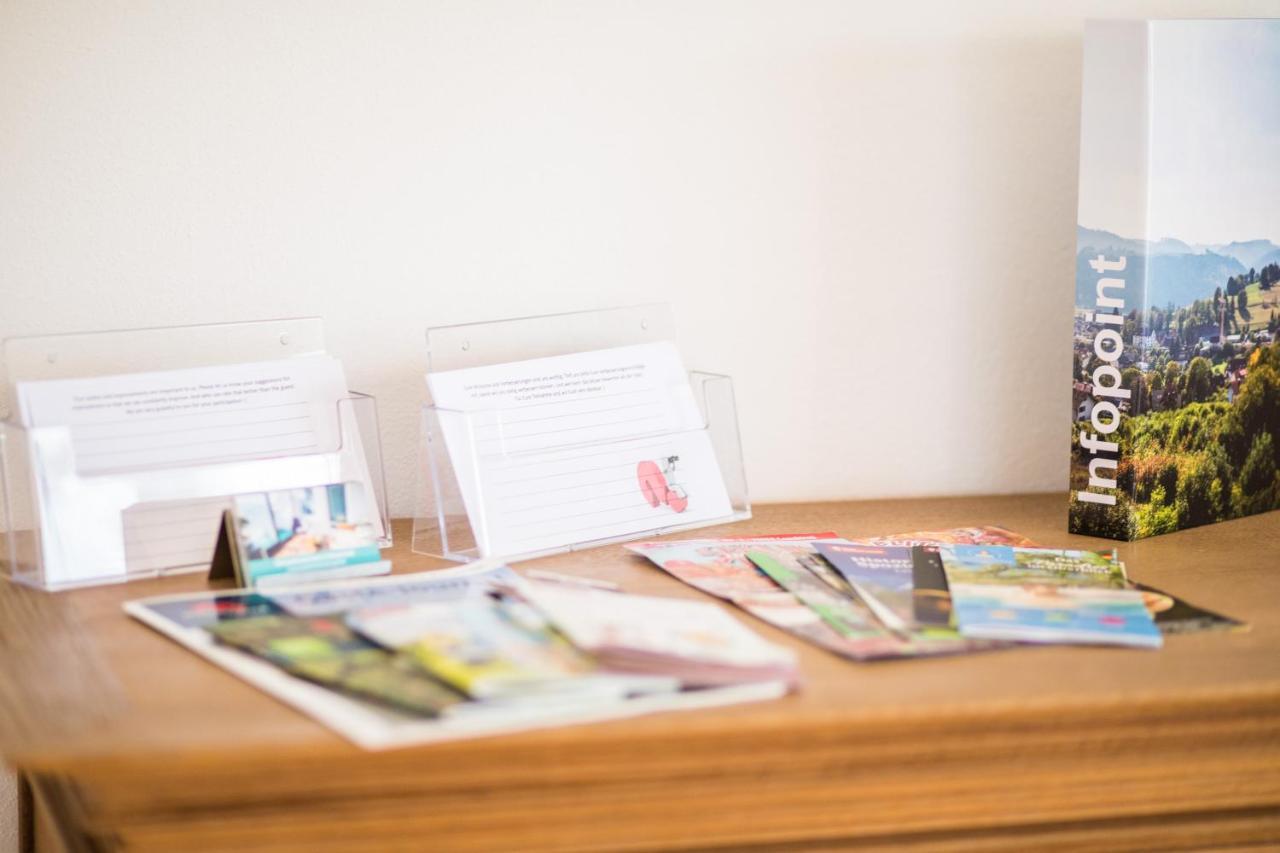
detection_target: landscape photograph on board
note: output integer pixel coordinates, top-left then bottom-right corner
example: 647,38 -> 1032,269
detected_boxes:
1069,20 -> 1280,540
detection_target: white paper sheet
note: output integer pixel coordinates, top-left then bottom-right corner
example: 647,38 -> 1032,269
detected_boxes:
425,342 -> 734,557
17,354 -> 381,585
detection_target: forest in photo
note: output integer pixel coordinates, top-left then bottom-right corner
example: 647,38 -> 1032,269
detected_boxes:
1070,251 -> 1280,539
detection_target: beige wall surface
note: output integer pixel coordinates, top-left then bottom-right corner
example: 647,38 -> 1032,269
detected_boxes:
2,0 -> 1277,847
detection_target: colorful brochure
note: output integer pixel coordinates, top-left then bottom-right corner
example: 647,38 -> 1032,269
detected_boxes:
850,526 -> 1039,548
629,535 -> 1000,661
840,527 -> 1042,635
938,545 -> 1162,648
211,482 -> 388,588
1133,583 -> 1246,635
909,546 -> 954,628
812,542 -> 916,635
745,547 -> 881,639
205,613 -> 464,717
518,581 -> 799,687
348,594 -> 675,702
747,545 -> 1000,658
626,536 -> 908,661
265,565 -> 525,616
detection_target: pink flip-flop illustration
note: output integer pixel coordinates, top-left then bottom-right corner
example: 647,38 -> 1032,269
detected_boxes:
637,456 -> 689,513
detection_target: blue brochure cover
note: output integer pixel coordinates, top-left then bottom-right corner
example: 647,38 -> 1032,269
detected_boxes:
938,545 -> 1162,649
812,542 -> 915,634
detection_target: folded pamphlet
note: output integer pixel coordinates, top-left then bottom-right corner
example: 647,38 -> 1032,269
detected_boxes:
937,545 -> 1162,648
518,580 -> 799,687
348,595 -> 675,702
206,612 -> 465,717
812,542 -> 916,635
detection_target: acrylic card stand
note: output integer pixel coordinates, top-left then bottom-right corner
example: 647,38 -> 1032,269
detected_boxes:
412,304 -> 751,563
0,318 -> 391,591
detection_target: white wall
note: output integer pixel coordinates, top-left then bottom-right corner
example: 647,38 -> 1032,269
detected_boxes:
1,1 -> 1276,843
4,0 -> 1277,512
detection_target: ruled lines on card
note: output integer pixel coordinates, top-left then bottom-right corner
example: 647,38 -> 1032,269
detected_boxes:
123,497 -> 232,572
69,402 -> 320,473
484,439 -> 694,548
424,341 -> 734,556
468,389 -> 674,457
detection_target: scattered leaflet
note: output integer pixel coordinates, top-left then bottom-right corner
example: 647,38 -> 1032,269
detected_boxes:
909,546 -> 955,628
744,547 -> 880,639
626,536 -> 911,661
812,543 -> 917,635
347,595 -> 675,703
747,545 -> 999,659
1132,583 -> 1246,635
628,535 -> 997,661
850,526 -> 1040,548
265,565 -> 523,616
843,527 -> 1043,635
518,581 -> 800,687
938,546 -> 1162,648
206,612 -> 465,717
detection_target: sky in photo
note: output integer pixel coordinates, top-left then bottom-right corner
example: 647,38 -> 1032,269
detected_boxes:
1079,19 -> 1280,247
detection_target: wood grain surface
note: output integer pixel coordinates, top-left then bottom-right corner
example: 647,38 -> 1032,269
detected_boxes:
2,494 -> 1278,851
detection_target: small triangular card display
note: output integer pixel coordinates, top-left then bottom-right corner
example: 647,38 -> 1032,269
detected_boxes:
208,510 -> 247,586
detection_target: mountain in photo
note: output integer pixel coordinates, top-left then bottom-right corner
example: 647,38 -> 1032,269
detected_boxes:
1208,239 -> 1280,270
1076,226 -> 1252,309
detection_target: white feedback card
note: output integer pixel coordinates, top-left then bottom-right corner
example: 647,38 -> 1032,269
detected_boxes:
426,342 -> 733,556
17,354 -> 381,586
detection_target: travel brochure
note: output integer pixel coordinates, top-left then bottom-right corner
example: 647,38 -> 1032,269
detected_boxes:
517,581 -> 799,688
347,595 -> 676,703
626,532 -> 1005,661
211,482 -> 390,589
935,545 -> 1162,648
205,610 -> 466,717
811,542 -> 916,635
624,535 -> 913,661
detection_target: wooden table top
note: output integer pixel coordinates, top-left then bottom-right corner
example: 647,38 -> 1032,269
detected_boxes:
3,494 -> 1279,852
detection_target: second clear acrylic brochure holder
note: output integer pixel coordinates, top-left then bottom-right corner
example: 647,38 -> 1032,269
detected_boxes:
412,304 -> 751,564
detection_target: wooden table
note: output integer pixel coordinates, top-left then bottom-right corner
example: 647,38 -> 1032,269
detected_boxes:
2,495 -> 1279,852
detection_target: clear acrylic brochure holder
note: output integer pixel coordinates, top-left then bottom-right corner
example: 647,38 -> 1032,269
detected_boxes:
412,304 -> 750,563
0,318 -> 391,591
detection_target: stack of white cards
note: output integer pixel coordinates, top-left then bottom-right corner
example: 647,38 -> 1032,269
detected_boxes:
13,354 -> 382,588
